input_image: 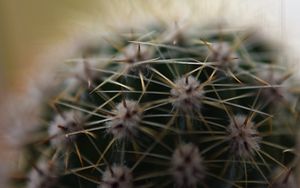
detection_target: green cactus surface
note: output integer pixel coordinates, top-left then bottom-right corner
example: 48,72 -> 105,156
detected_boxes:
11,24 -> 300,188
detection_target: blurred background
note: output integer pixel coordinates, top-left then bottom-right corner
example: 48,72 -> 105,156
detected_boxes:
0,0 -> 299,185
2,0 -> 300,96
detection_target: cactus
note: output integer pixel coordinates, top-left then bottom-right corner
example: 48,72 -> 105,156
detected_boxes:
10,24 -> 300,188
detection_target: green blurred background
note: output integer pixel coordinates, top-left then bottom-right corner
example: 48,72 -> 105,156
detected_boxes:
0,0 -> 106,92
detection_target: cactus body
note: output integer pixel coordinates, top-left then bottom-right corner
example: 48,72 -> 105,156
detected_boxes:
11,24 -> 299,188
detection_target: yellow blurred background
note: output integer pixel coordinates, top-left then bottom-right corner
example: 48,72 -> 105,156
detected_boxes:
0,0 -> 287,95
